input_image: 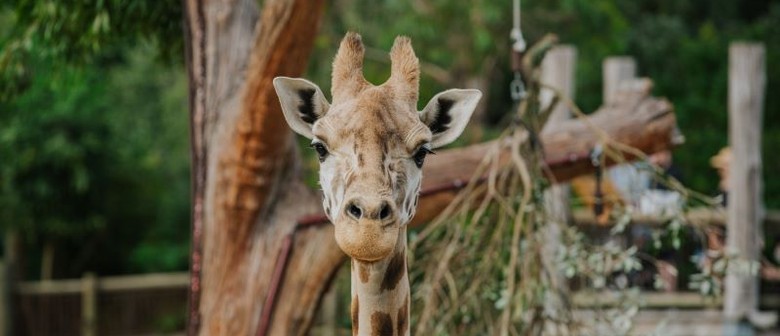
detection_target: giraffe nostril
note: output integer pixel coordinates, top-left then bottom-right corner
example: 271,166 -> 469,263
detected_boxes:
378,202 -> 391,220
347,202 -> 363,219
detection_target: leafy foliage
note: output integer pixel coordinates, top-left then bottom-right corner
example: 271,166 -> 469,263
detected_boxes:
1,59 -> 111,238
0,0 -> 182,98
0,0 -> 189,278
0,43 -> 190,277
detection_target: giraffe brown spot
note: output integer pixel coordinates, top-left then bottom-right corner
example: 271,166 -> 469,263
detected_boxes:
351,296 -> 359,336
397,297 -> 408,336
359,262 -> 370,283
380,251 -> 405,291
371,311 -> 393,336
358,153 -> 365,167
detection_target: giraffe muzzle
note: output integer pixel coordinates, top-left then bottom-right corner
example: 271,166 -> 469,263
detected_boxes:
334,197 -> 401,261
344,197 -> 396,224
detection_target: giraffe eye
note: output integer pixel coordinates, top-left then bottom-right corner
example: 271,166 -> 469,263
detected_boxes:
311,142 -> 329,162
413,146 -> 434,168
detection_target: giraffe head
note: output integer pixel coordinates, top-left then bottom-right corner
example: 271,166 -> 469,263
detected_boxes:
274,32 -> 481,262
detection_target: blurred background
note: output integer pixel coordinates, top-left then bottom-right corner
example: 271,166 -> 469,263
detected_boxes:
0,0 -> 778,334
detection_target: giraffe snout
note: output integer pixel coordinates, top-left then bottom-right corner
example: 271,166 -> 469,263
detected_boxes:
344,197 -> 396,225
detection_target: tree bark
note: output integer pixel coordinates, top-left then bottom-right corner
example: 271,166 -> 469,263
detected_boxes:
185,0 -> 333,335
184,2 -> 678,335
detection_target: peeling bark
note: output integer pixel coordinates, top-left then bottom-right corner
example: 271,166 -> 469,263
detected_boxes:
185,0 -> 328,335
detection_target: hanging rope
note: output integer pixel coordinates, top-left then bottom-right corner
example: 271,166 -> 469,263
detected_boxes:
509,0 -> 527,101
511,0 -> 526,53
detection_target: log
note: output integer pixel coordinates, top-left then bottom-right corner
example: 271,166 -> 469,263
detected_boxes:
411,80 -> 676,225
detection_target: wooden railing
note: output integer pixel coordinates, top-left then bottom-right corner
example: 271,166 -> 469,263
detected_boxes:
7,271 -> 189,336
17,272 -> 189,295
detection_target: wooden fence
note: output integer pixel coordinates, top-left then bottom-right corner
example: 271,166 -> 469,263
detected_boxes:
10,272 -> 188,336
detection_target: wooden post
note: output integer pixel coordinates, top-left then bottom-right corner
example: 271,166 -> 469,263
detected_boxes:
541,45 -> 578,127
81,272 -> 97,336
0,260 -> 8,336
603,57 -> 637,105
602,57 -> 647,206
724,42 -> 766,321
540,45 -> 576,302
540,45 -> 577,223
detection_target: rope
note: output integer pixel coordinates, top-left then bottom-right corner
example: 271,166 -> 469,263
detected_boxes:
511,0 -> 526,53
509,0 -> 527,101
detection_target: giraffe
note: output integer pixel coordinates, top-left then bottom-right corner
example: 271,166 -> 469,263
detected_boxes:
273,32 -> 481,336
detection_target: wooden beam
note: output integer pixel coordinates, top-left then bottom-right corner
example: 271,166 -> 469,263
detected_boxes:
411,82 -> 676,226
724,42 -> 766,320
570,208 -> 780,229
18,272 -> 189,295
574,291 -> 780,309
573,291 -> 721,309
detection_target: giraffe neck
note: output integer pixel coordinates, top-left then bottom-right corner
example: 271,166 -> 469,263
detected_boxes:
350,227 -> 410,336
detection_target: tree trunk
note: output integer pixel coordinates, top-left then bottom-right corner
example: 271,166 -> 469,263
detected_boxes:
184,0 -> 336,335
183,2 -> 678,334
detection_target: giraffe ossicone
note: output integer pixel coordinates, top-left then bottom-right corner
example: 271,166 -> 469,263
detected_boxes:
274,32 -> 481,336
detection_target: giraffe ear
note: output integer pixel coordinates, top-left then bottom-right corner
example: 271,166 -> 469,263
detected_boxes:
419,89 -> 482,148
273,77 -> 331,139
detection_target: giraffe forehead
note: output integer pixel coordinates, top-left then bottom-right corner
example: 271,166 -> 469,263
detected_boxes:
330,87 -> 420,132
320,112 -> 425,155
